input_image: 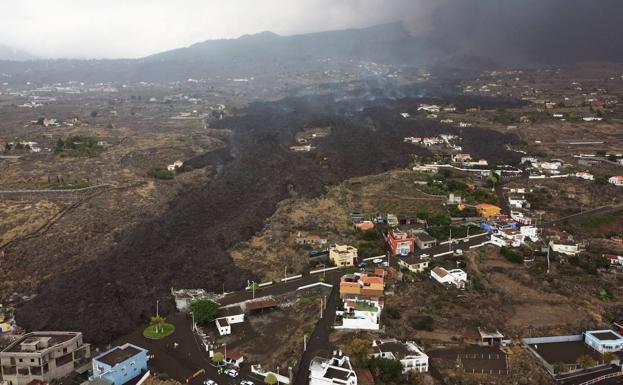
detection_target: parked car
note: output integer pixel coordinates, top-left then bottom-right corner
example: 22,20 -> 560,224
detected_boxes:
203,380 -> 217,385
240,381 -> 254,385
454,249 -> 463,255
357,262 -> 367,268
224,369 -> 238,378
381,261 -> 389,267
372,258 -> 383,264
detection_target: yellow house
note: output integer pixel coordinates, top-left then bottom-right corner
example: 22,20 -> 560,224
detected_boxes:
329,244 -> 358,267
0,323 -> 10,333
476,203 -> 501,219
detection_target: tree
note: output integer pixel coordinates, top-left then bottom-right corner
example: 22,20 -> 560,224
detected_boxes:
90,110 -> 98,118
595,175 -> 609,185
384,307 -> 401,320
603,351 -> 617,363
150,315 -> 166,333
608,154 -> 618,162
264,373 -> 277,385
345,338 -> 373,367
188,299 -> 220,325
576,354 -> 597,369
552,362 -> 567,374
368,358 -> 403,383
212,352 -> 224,364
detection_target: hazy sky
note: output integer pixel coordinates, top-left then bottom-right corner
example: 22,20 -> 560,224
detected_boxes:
0,0 -> 431,59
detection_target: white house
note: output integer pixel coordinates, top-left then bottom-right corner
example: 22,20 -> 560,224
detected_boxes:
576,172 -> 595,180
431,267 -> 467,289
370,339 -> 429,373
491,229 -> 524,248
609,176 -> 623,186
549,240 -> 581,256
214,306 -> 245,336
335,298 -> 381,330
584,330 -> 623,353
520,226 -> 539,242
167,160 -> 184,171
605,255 -> 623,266
417,104 -> 440,113
309,352 -> 357,385
511,210 -> 533,225
538,161 -> 562,170
508,195 -> 528,209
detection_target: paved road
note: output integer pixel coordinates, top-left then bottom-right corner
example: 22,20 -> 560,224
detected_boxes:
218,268 -> 355,307
292,273 -> 341,385
115,313 -> 260,385
411,233 -> 490,259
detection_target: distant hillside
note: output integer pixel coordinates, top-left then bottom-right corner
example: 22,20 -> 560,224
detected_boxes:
0,44 -> 38,61
1,0 -> 623,83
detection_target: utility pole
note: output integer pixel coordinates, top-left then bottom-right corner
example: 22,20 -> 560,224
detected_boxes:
546,244 -> 551,274
449,227 -> 453,252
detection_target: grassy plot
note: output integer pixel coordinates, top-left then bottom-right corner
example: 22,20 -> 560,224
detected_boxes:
143,323 -> 175,339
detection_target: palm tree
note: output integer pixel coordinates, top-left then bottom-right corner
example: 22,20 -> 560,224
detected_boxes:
603,352 -> 618,363
576,354 -> 597,369
150,315 -> 166,334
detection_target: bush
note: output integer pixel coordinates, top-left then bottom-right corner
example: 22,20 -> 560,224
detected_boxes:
384,307 -> 401,320
411,316 -> 434,331
500,247 -> 523,264
149,167 -> 175,180
369,358 -> 403,383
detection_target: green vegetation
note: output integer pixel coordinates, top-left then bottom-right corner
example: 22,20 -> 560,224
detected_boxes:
568,255 -> 609,275
48,180 -> 91,190
212,352 -> 224,364
411,315 -> 434,331
143,322 -> 175,339
264,373 -> 278,385
54,136 -> 103,158
149,167 -> 175,180
552,362 -> 567,374
368,358 -> 404,383
356,229 -> 386,259
427,224 -> 481,241
595,175 -> 609,185
579,215 -> 618,230
354,303 -> 379,312
384,307 -> 401,319
188,299 -> 220,325
500,247 -> 523,264
345,338 -> 374,367
576,355 -> 597,369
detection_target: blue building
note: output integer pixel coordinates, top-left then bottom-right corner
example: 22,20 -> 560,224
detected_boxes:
480,218 -> 518,234
92,343 -> 148,385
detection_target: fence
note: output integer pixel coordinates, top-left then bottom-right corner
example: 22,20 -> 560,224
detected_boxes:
580,371 -> 623,385
136,370 -> 151,385
309,266 -> 339,275
281,274 -> 303,282
0,184 -> 112,201
521,335 -> 583,375
251,365 -> 290,384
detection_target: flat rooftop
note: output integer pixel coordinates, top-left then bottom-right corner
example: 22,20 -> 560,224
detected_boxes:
588,331 -> 623,341
2,332 -> 79,353
528,341 -> 601,365
96,345 -> 143,366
